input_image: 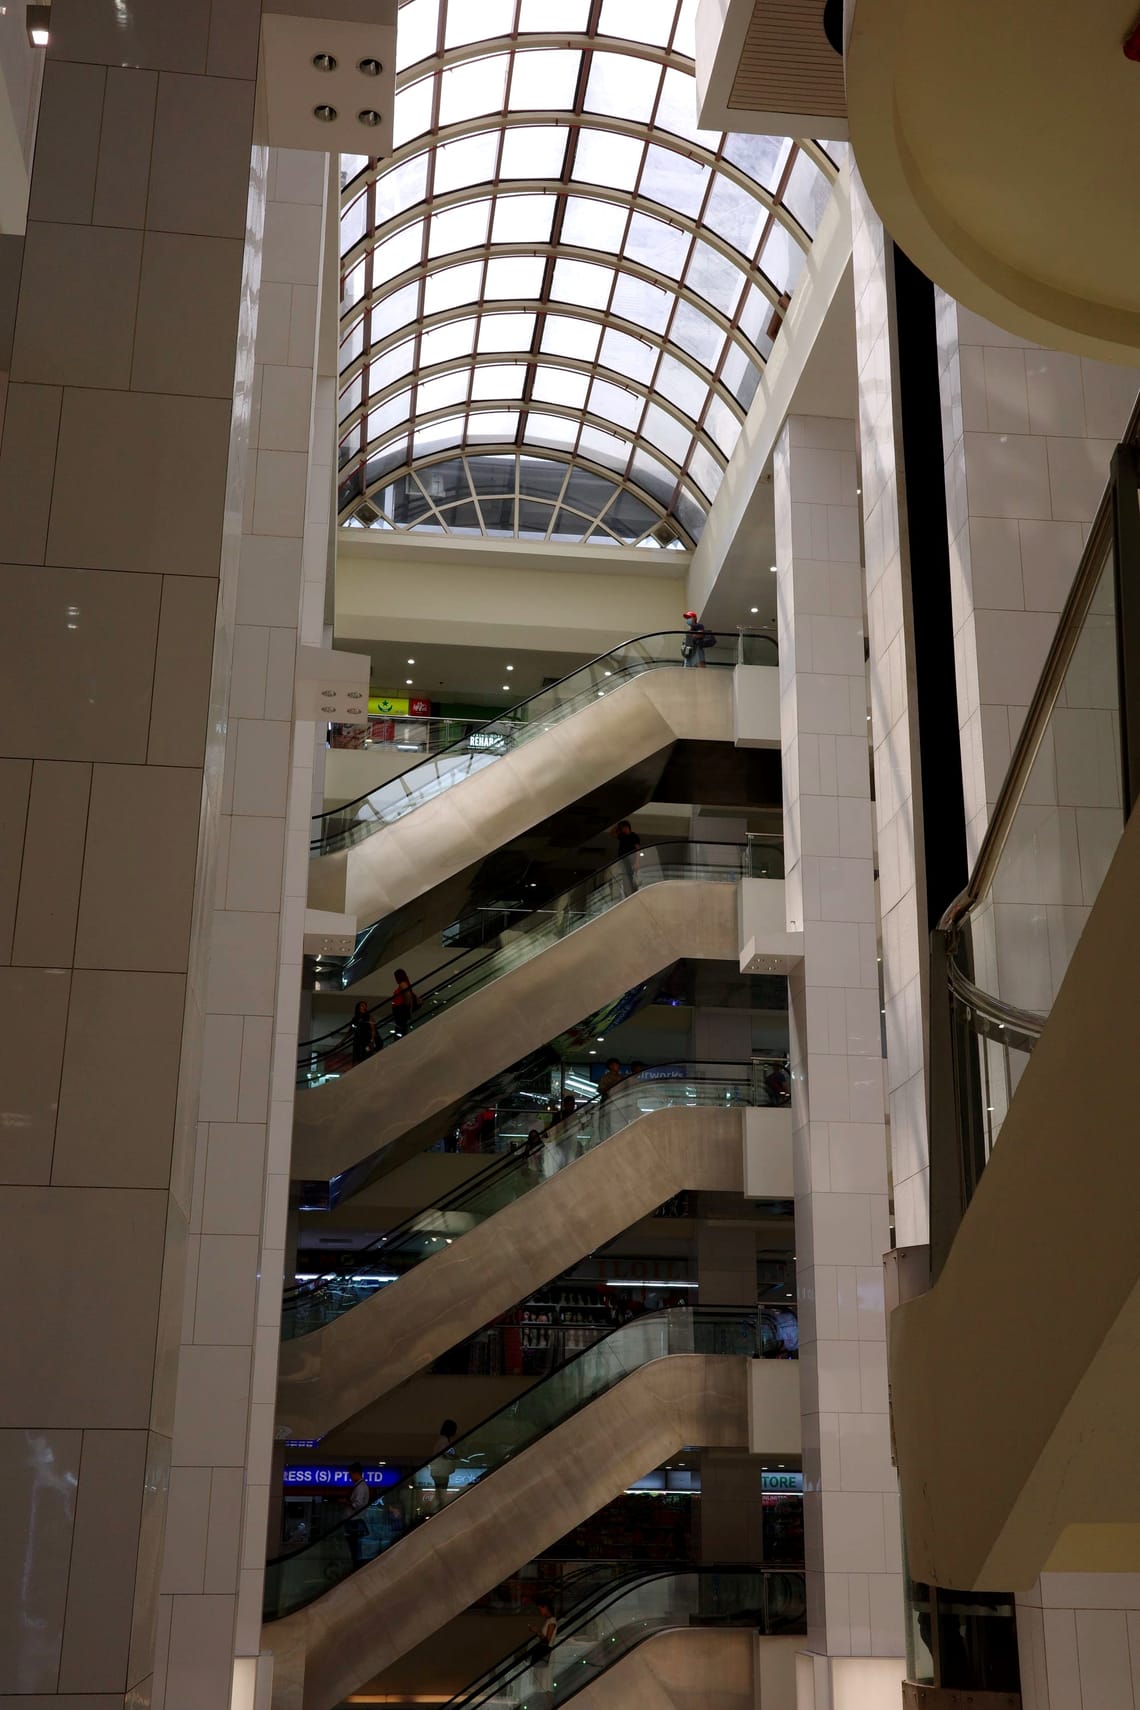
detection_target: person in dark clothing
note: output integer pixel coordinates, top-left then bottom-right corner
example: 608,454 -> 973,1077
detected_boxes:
615,820 -> 641,893
597,1057 -> 625,1101
681,610 -> 715,668
391,967 -> 420,1037
349,999 -> 377,1065
765,1061 -> 791,1105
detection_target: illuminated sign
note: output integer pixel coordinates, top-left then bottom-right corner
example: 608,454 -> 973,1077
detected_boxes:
368,696 -> 431,717
761,1471 -> 803,1493
283,1465 -> 401,1489
468,730 -> 506,751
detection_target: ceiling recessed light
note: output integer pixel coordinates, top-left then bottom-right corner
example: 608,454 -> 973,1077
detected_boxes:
312,51 -> 337,70
313,103 -> 337,122
358,56 -> 383,75
750,606 -> 759,614
769,564 -> 778,573
406,678 -> 413,685
506,664 -> 514,671
502,684 -> 509,691
357,108 -> 382,127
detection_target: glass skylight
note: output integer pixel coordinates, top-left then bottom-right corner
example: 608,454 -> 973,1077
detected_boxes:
338,0 -> 841,548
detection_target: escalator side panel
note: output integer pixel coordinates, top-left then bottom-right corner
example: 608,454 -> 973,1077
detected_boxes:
278,1105 -> 755,1439
292,878 -> 744,1185
570,1626 -> 765,1710
323,667 -> 738,926
268,1353 -> 771,1710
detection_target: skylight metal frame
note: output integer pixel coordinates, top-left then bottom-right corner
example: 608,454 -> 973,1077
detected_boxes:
338,0 -> 840,546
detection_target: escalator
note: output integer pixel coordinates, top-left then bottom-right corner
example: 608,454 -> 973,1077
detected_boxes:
441,1565 -> 806,1710
264,1308 -> 800,1710
293,840 -> 785,1188
278,1065 -> 794,1439
310,629 -> 778,927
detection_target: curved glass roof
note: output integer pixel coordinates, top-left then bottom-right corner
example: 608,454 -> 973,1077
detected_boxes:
337,0 -> 842,549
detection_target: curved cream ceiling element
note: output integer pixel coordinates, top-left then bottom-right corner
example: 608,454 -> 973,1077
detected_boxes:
846,0 -> 1140,363
337,0 -> 841,547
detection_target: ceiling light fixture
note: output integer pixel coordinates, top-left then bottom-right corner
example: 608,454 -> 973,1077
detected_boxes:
406,657 -> 415,664
750,606 -> 759,613
313,103 -> 337,122
405,678 -> 413,685
357,108 -> 382,127
312,51 -> 336,70
769,564 -> 778,573
26,3 -> 49,44
502,684 -> 509,691
358,56 -> 383,75
506,664 -> 514,671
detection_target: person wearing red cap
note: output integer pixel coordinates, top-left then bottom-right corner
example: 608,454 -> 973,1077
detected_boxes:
681,609 -> 715,668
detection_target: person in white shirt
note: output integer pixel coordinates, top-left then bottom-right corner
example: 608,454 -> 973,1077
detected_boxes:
341,1461 -> 372,1565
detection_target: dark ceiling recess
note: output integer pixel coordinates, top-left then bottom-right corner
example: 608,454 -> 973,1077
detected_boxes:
823,0 -> 844,55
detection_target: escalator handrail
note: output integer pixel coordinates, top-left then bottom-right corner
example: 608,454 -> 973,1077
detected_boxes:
266,1306 -> 763,1579
283,1060 -> 776,1312
312,628 -> 777,844
298,839 -> 757,1061
446,1564 -> 801,1710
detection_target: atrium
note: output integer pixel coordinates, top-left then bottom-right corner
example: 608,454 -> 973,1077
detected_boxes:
2,4 -> 1139,1710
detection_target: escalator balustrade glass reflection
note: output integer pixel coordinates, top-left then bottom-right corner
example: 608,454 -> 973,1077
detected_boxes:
283,1058 -> 791,1338
313,629 -> 778,854
264,1307 -> 790,1620
449,1565 -> 807,1710
298,838 -> 783,1088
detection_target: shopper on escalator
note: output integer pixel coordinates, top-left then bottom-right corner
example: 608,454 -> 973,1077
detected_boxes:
340,1462 -> 373,1565
391,967 -> 421,1037
429,1418 -> 459,1512
597,1057 -> 625,1101
528,1599 -> 558,1702
614,820 -> 642,894
349,999 -> 377,1065
681,609 -> 716,668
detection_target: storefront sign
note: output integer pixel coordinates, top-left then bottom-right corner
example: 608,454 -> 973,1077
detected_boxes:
283,1465 -> 401,1488
761,1471 -> 803,1493
368,695 -> 431,717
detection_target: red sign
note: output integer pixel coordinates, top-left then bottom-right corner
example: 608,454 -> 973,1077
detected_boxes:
409,697 -> 431,717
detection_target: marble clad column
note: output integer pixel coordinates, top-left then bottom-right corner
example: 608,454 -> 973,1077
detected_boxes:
849,170 -> 930,1252
773,414 -> 903,1706
0,2 -> 268,1705
155,150 -> 333,1710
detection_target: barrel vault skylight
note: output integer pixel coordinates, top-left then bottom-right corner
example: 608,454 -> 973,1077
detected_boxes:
337,0 -> 842,549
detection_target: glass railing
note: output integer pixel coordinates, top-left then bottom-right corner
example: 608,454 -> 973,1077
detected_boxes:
931,410 -> 1139,1247
283,1059 -> 791,1337
452,1566 -> 806,1710
312,630 -> 778,854
263,1307 -> 770,1620
298,839 -> 782,1086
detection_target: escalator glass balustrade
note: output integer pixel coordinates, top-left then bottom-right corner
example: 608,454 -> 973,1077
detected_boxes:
449,1566 -> 807,1710
264,1307 -> 784,1621
313,629 -> 778,854
283,1059 -> 790,1338
299,839 -> 782,1087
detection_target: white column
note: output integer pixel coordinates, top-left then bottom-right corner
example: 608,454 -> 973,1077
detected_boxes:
773,414 -> 904,1707
850,170 -> 931,1251
156,148 -> 333,1710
